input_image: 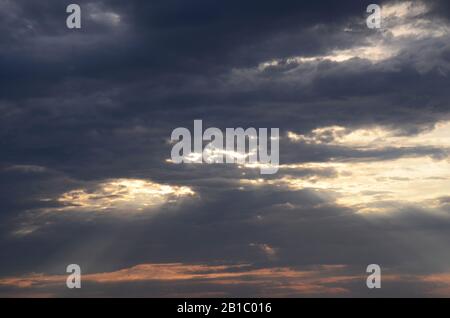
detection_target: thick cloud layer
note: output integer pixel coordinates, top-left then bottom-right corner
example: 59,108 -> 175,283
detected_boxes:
0,0 -> 450,297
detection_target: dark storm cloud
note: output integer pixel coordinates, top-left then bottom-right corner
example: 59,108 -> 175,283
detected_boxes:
0,0 -> 374,92
2,0 -> 449,139
430,0 -> 450,19
1,181 -> 450,297
1,0 -> 450,297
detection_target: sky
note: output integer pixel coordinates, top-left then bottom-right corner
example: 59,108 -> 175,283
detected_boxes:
0,0 -> 450,297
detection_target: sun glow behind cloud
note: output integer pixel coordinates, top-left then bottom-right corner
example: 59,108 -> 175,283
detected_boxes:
273,158 -> 450,213
258,1 -> 449,71
11,178 -> 196,236
0,263 -> 357,297
241,121 -> 450,213
288,121 -> 450,150
2,262 -> 450,297
56,179 -> 195,213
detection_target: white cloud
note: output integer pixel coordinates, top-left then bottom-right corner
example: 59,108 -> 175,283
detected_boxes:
257,1 -> 449,71
288,121 -> 450,150
56,178 -> 195,213
242,121 -> 450,213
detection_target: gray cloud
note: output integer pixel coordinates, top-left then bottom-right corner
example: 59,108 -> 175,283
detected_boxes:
0,0 -> 450,297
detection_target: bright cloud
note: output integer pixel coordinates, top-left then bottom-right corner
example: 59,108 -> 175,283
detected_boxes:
288,121 -> 450,150
56,178 -> 195,213
257,1 -> 449,70
242,122 -> 450,213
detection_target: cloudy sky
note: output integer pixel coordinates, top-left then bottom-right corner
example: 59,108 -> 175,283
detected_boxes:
1,0 -> 450,297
